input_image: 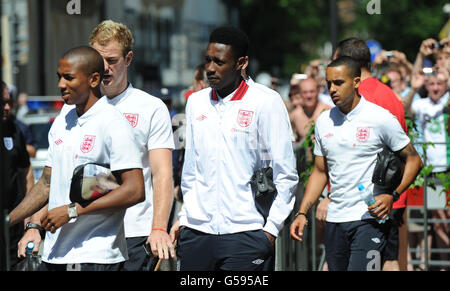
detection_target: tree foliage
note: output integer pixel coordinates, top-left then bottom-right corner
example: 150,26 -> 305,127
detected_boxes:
349,0 -> 447,62
236,0 -> 331,76
230,0 -> 448,77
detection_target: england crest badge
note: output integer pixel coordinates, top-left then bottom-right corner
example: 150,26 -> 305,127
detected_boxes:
3,137 -> 13,151
237,109 -> 254,128
80,135 -> 96,153
356,127 -> 370,142
123,113 -> 139,128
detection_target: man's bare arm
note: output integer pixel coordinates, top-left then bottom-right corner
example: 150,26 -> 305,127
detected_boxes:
297,155 -> 329,214
395,142 -> 423,194
290,155 -> 328,242
147,148 -> 175,259
20,165 -> 36,226
41,168 -> 145,233
9,167 -> 51,226
150,148 -> 174,230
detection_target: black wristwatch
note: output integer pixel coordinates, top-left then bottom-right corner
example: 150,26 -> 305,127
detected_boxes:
25,222 -> 45,237
392,190 -> 400,202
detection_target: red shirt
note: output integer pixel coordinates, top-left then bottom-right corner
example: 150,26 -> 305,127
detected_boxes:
359,77 -> 407,132
359,77 -> 408,208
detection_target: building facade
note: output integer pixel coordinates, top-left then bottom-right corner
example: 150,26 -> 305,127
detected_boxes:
1,0 -> 234,97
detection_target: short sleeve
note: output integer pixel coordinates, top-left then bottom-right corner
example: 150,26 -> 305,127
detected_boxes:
147,101 -> 175,151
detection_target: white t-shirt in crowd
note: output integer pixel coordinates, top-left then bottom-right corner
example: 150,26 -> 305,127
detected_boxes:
411,92 -> 449,173
42,100 -> 142,264
314,97 -> 410,223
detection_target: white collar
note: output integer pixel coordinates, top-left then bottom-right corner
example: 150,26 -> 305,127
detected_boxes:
334,95 -> 366,121
105,83 -> 133,106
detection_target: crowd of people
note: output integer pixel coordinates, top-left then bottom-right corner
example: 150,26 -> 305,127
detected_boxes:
286,37 -> 449,271
1,19 -> 448,271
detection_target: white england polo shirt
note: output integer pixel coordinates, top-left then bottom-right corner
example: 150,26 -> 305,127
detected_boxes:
42,99 -> 142,264
314,96 -> 410,223
101,84 -> 175,237
179,79 -> 299,237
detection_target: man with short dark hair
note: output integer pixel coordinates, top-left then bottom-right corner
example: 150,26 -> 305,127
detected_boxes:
8,46 -> 145,271
333,38 -> 407,132
175,26 -> 298,271
290,57 -> 422,271
317,38 -> 410,270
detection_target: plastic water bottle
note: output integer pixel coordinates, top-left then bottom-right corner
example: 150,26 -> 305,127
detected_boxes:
357,184 -> 387,224
26,241 -> 35,256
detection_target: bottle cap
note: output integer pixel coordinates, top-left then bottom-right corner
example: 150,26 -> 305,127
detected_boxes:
26,241 -> 35,250
357,184 -> 364,191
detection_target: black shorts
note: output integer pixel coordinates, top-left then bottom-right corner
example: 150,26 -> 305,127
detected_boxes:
119,236 -> 159,271
177,227 -> 274,271
383,208 -> 405,261
324,220 -> 388,271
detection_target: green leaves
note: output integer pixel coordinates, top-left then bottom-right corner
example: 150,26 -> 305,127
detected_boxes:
235,0 -> 448,77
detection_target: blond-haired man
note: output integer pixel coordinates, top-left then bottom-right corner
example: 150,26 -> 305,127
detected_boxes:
88,20 -> 175,271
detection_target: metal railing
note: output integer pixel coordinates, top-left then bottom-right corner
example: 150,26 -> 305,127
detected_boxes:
411,142 -> 449,271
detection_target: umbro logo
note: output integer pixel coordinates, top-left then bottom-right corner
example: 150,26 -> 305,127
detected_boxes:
55,139 -> 63,145
252,259 -> 265,265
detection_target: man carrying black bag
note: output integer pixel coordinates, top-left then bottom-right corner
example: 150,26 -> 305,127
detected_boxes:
8,46 -> 145,271
290,57 -> 423,271
173,26 -> 298,271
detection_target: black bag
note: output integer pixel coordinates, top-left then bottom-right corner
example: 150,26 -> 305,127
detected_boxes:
250,167 -> 277,223
372,148 -> 404,193
14,254 -> 42,271
70,163 -> 120,207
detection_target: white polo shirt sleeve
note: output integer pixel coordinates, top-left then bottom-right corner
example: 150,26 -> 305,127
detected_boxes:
258,94 -> 299,236
378,111 -> 411,152
147,99 -> 175,151
45,113 -> 62,168
313,113 -> 326,157
46,124 -> 55,168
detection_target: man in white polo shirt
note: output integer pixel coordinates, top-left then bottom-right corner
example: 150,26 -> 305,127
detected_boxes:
89,20 -> 175,270
8,46 -> 145,270
290,56 -> 422,271
175,26 -> 299,271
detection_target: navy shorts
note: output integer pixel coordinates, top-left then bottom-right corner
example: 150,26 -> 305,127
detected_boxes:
119,236 -> 159,271
177,227 -> 274,271
383,208 -> 405,261
324,220 -> 388,271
